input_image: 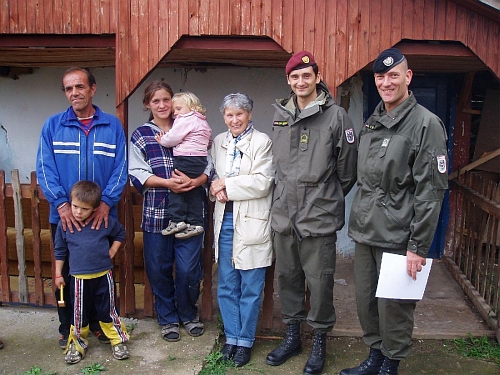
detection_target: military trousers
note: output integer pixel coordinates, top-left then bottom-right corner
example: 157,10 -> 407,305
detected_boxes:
354,242 -> 417,360
274,231 -> 337,333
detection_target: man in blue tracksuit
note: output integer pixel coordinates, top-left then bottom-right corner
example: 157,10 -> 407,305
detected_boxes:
36,67 -> 128,350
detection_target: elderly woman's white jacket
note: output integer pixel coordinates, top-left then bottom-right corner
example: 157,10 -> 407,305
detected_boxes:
210,129 -> 274,270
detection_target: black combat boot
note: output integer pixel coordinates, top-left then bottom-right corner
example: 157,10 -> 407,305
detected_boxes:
303,332 -> 327,375
266,323 -> 302,366
378,357 -> 400,375
339,348 -> 385,375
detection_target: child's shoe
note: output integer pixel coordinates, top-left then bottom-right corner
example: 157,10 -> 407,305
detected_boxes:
64,343 -> 84,364
59,333 -> 68,349
161,221 -> 187,235
112,343 -> 130,360
93,329 -> 110,344
175,225 -> 204,239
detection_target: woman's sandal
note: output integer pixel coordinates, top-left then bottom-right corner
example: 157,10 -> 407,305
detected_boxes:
161,323 -> 180,342
183,317 -> 204,337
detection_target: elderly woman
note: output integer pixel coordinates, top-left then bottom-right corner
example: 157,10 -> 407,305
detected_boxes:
210,93 -> 274,367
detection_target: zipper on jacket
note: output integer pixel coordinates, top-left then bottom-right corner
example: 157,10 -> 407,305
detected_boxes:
379,200 -> 410,232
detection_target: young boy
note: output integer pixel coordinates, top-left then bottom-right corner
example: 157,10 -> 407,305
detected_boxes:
54,180 -> 130,364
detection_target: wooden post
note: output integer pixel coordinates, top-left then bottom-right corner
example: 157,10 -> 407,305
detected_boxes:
261,261 -> 275,330
201,199 -> 214,322
30,172 -> 45,306
120,183 -> 136,316
0,170 -> 11,302
116,100 -> 136,316
444,72 -> 474,257
12,170 -> 28,303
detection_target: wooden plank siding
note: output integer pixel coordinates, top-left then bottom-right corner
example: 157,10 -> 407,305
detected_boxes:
113,0 -> 500,105
1,1 -> 497,105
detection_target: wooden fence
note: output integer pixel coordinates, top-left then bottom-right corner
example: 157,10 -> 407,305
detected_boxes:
6,168 -> 499,338
0,169 -> 280,331
445,171 -> 500,341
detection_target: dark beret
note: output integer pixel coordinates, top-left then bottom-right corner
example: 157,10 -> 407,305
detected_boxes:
286,51 -> 317,75
373,48 -> 405,74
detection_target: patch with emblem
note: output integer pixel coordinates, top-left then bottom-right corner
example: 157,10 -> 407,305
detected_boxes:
383,56 -> 394,67
345,128 -> 355,144
273,121 -> 288,127
300,134 -> 309,143
381,138 -> 390,148
437,155 -> 447,173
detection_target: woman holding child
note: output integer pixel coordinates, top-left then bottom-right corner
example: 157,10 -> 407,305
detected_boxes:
128,81 -> 209,342
210,93 -> 274,367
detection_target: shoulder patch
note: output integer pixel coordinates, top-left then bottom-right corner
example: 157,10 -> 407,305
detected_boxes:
345,128 -> 355,144
273,121 -> 288,127
437,155 -> 447,173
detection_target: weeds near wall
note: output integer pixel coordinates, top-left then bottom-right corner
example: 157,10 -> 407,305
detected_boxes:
453,334 -> 500,365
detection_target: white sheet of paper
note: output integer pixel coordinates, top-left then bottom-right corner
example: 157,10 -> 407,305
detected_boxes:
375,253 -> 432,300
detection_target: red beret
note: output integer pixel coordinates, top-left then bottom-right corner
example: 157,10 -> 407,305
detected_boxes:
286,51 -> 317,75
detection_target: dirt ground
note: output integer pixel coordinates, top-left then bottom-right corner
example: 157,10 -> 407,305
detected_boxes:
0,257 -> 497,374
225,335 -> 500,375
0,306 -> 220,375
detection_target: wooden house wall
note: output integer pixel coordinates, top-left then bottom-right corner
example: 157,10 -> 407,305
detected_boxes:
1,0 -> 499,109
116,0 -> 500,105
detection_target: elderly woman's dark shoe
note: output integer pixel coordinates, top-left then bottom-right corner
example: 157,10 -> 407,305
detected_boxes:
221,343 -> 237,360
233,346 -> 252,367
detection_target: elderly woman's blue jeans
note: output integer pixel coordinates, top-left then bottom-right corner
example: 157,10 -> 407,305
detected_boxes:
217,212 -> 266,348
143,231 -> 202,325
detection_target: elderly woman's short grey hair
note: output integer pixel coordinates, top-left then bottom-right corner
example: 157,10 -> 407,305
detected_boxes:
219,93 -> 253,114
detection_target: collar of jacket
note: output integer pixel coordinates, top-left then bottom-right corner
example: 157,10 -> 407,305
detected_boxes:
221,130 -> 253,156
373,91 -> 417,129
62,105 -> 109,127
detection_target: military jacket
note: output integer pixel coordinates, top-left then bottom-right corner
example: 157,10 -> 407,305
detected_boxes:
271,82 -> 358,239
348,93 -> 448,257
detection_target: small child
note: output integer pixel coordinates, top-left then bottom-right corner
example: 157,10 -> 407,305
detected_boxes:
54,180 -> 130,364
154,91 -> 212,239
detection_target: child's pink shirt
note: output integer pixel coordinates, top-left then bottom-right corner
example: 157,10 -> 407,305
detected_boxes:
159,111 -> 212,156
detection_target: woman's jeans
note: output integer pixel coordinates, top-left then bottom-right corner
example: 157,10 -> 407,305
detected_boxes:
217,212 -> 266,348
143,231 -> 203,325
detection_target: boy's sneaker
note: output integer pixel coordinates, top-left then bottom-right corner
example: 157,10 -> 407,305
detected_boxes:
64,343 -> 83,364
59,334 -> 68,349
161,221 -> 187,236
112,343 -> 130,360
93,329 -> 110,344
175,225 -> 204,239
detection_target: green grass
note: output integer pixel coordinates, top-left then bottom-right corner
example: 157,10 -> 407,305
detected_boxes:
81,363 -> 106,375
453,334 -> 500,365
22,367 -> 57,375
199,346 -> 236,375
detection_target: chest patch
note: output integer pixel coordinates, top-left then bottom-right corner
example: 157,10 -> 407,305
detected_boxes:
381,138 -> 390,148
437,155 -> 447,173
345,128 -> 355,144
